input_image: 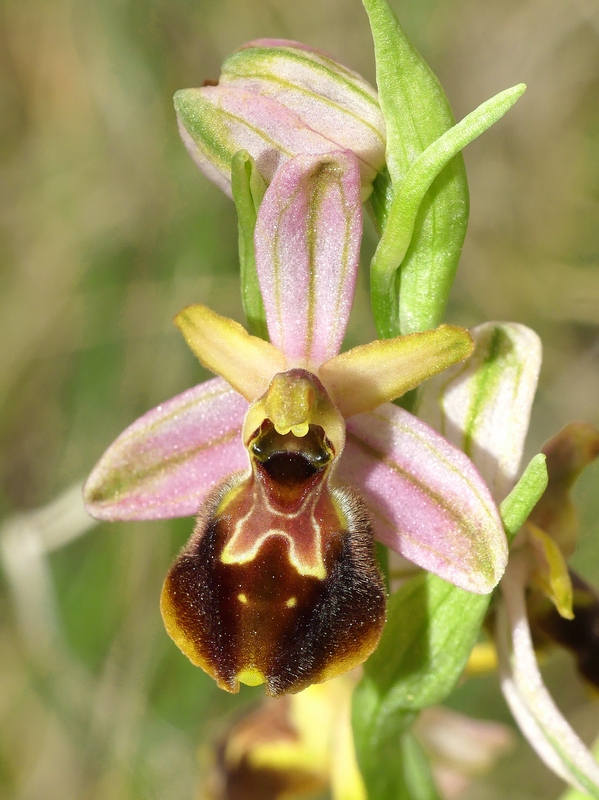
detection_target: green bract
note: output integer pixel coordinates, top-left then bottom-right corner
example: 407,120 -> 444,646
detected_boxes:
370,85 -> 526,337
363,0 -> 525,338
363,0 -> 468,339
500,454 -> 549,543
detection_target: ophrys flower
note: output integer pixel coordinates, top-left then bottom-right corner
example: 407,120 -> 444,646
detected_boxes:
419,322 -> 599,795
84,151 -> 507,696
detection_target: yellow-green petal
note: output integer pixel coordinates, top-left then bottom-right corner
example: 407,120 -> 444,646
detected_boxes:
319,324 -> 473,418
526,522 -> 574,620
174,304 -> 287,401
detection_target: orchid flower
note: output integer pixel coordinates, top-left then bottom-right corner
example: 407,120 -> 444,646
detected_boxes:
528,425 -> 599,691
203,674 -> 365,800
84,150 -> 507,697
418,322 -> 599,796
176,38 -> 386,199
202,670 -> 514,800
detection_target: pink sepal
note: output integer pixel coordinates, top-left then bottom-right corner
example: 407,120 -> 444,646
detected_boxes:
254,151 -> 362,368
222,39 -> 385,185
236,38 -> 335,57
179,85 -> 340,195
84,378 -> 249,521
337,403 -> 508,594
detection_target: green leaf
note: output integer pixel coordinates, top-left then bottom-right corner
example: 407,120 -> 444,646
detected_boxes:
370,83 -> 526,337
352,570 -> 489,797
352,690 -> 441,800
362,0 -> 468,337
500,452 -> 549,543
400,732 -> 443,800
364,571 -> 489,706
230,150 -> 268,339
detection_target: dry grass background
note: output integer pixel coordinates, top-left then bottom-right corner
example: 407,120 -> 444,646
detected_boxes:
0,0 -> 598,797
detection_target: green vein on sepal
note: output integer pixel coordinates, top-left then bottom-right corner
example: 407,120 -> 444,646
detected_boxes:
175,90 -> 234,168
461,326 -> 506,456
223,46 -> 382,114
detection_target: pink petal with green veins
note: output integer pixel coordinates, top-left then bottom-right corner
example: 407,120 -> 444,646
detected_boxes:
418,322 -> 541,503
84,378 -> 249,521
175,86 -> 339,197
337,403 -> 507,594
221,39 -> 386,186
254,151 -> 362,368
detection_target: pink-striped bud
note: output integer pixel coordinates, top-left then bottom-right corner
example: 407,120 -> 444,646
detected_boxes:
175,39 -> 386,199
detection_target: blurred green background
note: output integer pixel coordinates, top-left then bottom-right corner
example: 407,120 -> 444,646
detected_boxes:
1,0 -> 598,797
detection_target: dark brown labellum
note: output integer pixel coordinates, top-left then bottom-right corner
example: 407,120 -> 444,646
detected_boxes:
161,421 -> 386,696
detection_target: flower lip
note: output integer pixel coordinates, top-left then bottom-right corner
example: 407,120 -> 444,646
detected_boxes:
85,138 -> 513,700
160,402 -> 387,696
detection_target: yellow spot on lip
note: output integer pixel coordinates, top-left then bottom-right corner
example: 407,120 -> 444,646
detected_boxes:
237,667 -> 266,686
285,597 -> 297,608
238,593 -> 248,604
291,422 -> 309,437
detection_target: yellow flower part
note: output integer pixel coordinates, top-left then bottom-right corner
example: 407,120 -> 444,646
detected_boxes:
202,674 -> 365,800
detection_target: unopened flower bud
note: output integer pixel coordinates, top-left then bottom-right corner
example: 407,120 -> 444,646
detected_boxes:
175,39 -> 386,199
